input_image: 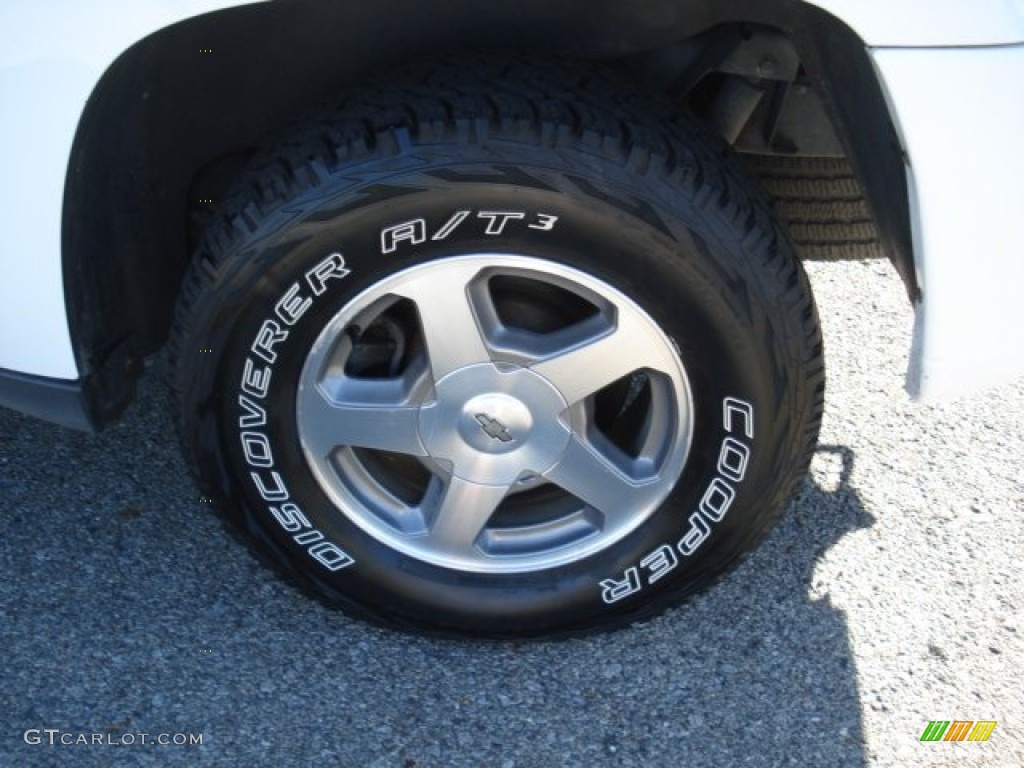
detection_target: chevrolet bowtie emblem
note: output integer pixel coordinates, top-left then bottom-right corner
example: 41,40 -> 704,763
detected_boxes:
474,413 -> 513,442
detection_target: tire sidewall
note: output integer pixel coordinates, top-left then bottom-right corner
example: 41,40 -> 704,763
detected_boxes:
187,163 -> 787,634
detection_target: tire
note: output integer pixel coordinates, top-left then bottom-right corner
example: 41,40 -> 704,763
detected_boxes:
743,155 -> 885,261
172,57 -> 824,637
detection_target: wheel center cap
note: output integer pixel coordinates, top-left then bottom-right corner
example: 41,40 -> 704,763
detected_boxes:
418,363 -> 571,485
460,394 -> 531,452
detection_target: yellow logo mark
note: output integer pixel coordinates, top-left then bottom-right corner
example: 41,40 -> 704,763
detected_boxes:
966,721 -> 998,742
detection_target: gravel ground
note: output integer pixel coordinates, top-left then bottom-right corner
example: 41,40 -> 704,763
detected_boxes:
1,259 -> 1021,767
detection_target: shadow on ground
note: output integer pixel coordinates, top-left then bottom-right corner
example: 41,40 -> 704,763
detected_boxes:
1,365 -> 873,767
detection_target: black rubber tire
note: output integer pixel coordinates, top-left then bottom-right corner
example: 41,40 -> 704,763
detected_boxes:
172,57 -> 824,637
743,155 -> 885,261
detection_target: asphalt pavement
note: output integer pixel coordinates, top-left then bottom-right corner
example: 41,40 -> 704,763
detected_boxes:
1,259 -> 1021,767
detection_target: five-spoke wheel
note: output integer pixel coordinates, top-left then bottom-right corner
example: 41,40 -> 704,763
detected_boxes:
296,255 -> 693,573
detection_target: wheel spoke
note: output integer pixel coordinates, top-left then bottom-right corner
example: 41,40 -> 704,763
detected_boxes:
544,436 -> 654,522
299,384 -> 427,458
529,309 -> 678,406
392,261 -> 491,381
423,476 -> 509,557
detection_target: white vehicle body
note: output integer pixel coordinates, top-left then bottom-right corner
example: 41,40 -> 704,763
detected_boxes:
0,0 -> 1022,423
0,0 -> 246,380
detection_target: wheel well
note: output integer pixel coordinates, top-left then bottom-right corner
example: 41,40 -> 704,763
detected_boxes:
64,0 -> 913,426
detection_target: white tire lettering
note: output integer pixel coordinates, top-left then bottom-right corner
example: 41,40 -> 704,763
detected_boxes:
270,502 -> 311,533
240,431 -> 274,468
275,283 -> 312,326
380,209 -> 557,249
528,213 -> 559,231
600,567 -> 642,604
238,395 -> 267,428
381,219 -> 426,253
251,470 -> 288,502
305,252 -> 351,295
477,211 -> 525,235
431,210 -> 471,241
723,397 -> 754,438
240,263 -> 356,571
293,529 -> 324,546
678,511 -> 711,557
717,437 -> 749,482
640,544 -> 678,585
308,542 -> 355,571
241,358 -> 272,399
604,396 -> 756,598
251,319 -> 288,364
699,478 -> 735,523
